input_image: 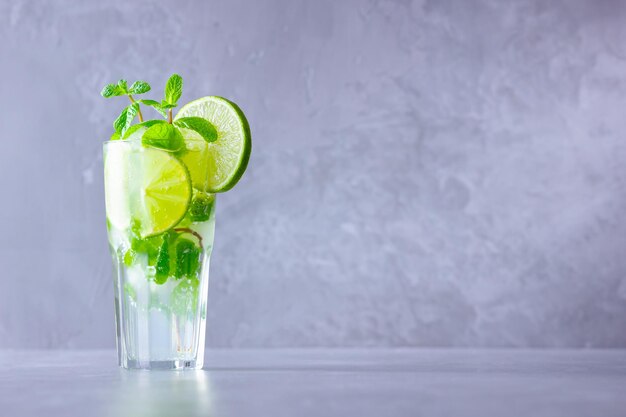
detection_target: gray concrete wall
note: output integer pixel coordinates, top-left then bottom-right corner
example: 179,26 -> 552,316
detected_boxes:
1,0 -> 625,348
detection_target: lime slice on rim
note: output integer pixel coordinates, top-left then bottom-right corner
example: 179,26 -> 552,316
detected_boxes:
104,144 -> 192,237
175,96 -> 251,193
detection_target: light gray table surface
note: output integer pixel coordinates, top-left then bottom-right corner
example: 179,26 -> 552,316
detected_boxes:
0,349 -> 625,417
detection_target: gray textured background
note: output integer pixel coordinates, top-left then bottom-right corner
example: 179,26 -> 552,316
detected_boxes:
1,0 -> 625,349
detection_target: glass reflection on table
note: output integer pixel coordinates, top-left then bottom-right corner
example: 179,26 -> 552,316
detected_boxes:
107,370 -> 212,417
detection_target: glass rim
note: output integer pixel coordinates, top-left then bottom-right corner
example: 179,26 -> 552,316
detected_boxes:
103,139 -> 139,146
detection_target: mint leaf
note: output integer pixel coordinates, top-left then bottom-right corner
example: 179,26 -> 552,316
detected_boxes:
113,108 -> 128,135
130,232 -> 163,266
110,132 -> 121,141
102,80 -> 149,97
174,117 -> 218,143
129,81 -> 151,95
113,103 -> 139,136
165,74 -> 183,106
154,238 -> 170,285
161,101 -> 177,110
121,119 -> 166,139
117,79 -> 128,93
101,83 -> 125,98
189,192 -> 214,222
139,99 -> 167,117
141,123 -> 184,152
125,102 -> 139,133
127,102 -> 139,115
139,120 -> 168,128
174,238 -> 200,279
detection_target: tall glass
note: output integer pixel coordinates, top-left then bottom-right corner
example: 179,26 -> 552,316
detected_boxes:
103,139 -> 215,370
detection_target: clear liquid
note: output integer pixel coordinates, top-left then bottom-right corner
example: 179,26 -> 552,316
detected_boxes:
113,264 -> 209,365
109,217 -> 214,369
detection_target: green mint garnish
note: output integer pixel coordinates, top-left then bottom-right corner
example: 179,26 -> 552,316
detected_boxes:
161,74 -> 184,123
101,84 -> 125,98
138,99 -> 167,117
101,78 -> 152,127
189,192 -> 214,222
141,123 -> 184,152
122,120 -> 167,139
129,81 -> 151,95
165,74 -> 183,107
175,238 -> 200,279
130,227 -> 163,265
114,103 -> 140,136
174,117 -> 217,143
154,238 -> 170,285
102,74 -> 192,145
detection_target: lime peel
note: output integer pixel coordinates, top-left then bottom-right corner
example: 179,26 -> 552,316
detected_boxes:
175,96 -> 251,193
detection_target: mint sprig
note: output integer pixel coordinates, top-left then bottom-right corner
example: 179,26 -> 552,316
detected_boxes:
102,74 -> 217,148
101,79 -> 151,99
101,84 -> 125,98
129,81 -> 151,95
101,78 -> 152,129
159,74 -> 184,123
165,74 -> 183,107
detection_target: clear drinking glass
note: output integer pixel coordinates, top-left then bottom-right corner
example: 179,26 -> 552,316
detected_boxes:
103,139 -> 216,370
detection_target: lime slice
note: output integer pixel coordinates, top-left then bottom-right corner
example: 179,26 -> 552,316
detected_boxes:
104,143 -> 192,237
138,148 -> 192,237
175,96 -> 251,192
177,136 -> 210,190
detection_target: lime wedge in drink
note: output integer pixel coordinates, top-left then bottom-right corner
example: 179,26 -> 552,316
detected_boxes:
175,96 -> 251,193
138,148 -> 192,237
104,144 -> 192,237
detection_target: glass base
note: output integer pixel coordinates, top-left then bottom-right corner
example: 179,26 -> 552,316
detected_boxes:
121,358 -> 204,370
112,259 -> 211,371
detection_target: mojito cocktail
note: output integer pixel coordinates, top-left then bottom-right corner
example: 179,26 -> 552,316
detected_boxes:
102,76 -> 250,369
